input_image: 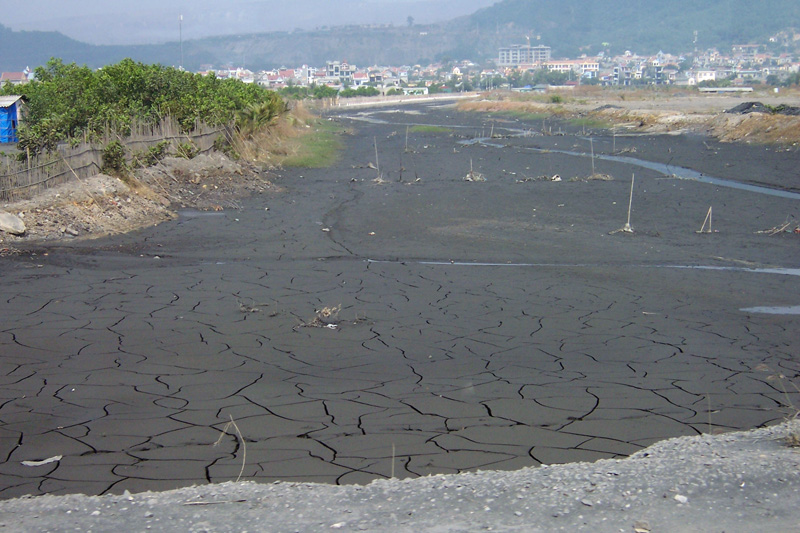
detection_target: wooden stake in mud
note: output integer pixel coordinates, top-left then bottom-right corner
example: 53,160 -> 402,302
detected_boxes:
612,127 -> 617,154
374,136 -> 380,179
405,126 -> 409,152
610,173 -> 637,234
590,137 -> 595,176
624,173 -> 635,232
697,206 -> 714,233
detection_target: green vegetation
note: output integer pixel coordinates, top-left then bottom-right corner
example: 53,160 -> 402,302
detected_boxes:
175,141 -> 199,159
278,85 -> 339,100
506,69 -> 569,88
766,72 -> 800,87
340,86 -> 380,98
1,57 -> 284,155
101,140 -> 128,176
409,125 -> 452,133
281,120 -> 344,168
131,140 -> 171,168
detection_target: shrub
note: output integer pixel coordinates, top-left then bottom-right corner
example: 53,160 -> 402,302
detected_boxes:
101,140 -> 128,175
132,140 -> 171,168
176,141 -> 198,159
4,57 -> 284,155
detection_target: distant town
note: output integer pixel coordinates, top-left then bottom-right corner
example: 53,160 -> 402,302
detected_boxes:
3,36 -> 800,96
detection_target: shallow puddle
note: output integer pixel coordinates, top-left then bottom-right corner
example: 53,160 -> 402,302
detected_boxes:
741,305 -> 800,315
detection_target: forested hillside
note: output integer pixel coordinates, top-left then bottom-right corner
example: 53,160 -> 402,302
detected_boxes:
2,0 -> 798,71
461,0 -> 800,56
0,25 -> 176,71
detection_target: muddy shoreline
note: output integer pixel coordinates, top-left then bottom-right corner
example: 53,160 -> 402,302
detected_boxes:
0,102 -> 798,500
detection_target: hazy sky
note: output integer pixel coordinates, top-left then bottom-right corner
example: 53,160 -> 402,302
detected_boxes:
3,0 -> 499,45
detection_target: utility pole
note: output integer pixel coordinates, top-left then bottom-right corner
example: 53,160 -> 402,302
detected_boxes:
180,14 -> 184,70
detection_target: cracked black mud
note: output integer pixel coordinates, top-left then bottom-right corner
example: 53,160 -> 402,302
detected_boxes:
1,103 -> 798,498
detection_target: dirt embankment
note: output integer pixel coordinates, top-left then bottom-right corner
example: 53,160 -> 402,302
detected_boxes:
459,89 -> 800,145
0,152 -> 279,249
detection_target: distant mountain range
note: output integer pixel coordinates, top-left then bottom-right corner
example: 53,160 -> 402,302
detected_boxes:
2,0 -> 798,72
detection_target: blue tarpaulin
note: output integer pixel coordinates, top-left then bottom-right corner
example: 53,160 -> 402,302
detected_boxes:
0,96 -> 22,143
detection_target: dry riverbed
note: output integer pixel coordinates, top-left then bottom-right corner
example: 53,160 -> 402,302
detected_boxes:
1,93 -> 799,531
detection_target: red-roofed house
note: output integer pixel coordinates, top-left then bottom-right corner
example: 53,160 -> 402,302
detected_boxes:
0,72 -> 28,86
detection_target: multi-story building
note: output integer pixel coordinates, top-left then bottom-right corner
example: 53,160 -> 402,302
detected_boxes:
326,61 -> 356,82
498,44 -> 551,67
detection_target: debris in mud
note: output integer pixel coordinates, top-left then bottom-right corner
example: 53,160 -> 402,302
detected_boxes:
463,172 -> 485,182
594,104 -> 623,111
757,217 -> 800,236
726,102 -> 800,116
238,299 -> 270,314
295,304 -> 342,330
569,174 -> 614,182
463,159 -> 485,182
515,174 -> 565,183
21,455 -> 62,467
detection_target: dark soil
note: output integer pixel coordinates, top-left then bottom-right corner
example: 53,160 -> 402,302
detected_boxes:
0,102 -> 798,506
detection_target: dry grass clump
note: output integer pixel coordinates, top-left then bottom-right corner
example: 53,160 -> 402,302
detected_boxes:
230,102 -> 320,165
295,304 -> 342,329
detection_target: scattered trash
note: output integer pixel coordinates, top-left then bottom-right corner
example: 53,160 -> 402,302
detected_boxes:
569,173 -> 614,182
673,494 -> 689,504
296,305 -> 342,330
238,299 -> 268,313
463,159 -> 485,182
22,455 -> 62,467
757,217 -> 799,236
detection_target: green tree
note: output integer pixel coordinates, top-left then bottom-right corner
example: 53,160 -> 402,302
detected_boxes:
5,57 -> 283,155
